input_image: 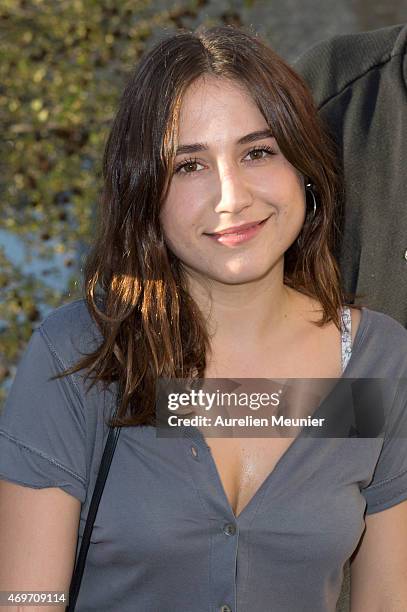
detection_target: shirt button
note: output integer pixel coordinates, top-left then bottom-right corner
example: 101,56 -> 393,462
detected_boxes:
223,522 -> 237,536
404,249 -> 407,261
190,445 -> 198,458
219,606 -> 232,612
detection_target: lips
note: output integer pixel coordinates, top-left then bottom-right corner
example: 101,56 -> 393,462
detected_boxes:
205,216 -> 270,246
206,216 -> 269,236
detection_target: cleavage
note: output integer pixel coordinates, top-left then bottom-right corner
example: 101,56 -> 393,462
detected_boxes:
206,436 -> 296,519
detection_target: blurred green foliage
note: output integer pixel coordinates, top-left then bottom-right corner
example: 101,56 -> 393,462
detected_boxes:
0,0 -> 248,405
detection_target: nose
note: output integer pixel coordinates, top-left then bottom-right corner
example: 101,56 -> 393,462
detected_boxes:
214,165 -> 254,214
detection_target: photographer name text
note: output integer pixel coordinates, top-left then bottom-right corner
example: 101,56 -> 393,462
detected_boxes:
167,415 -> 325,427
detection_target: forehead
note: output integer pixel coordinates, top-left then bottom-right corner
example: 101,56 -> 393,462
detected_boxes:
176,75 -> 268,142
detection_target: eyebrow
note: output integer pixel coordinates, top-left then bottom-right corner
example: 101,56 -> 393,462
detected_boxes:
175,129 -> 274,156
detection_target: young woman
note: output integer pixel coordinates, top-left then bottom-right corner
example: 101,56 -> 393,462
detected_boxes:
1,25 -> 407,612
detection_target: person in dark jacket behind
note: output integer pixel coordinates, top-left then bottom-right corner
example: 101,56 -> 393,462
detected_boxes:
295,23 -> 407,328
296,24 -> 407,612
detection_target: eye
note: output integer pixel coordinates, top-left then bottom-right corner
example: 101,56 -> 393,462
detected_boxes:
173,145 -> 276,176
174,158 -> 205,175
244,145 -> 276,162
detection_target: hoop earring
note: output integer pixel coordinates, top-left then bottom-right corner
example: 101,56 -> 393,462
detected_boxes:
305,181 -> 317,218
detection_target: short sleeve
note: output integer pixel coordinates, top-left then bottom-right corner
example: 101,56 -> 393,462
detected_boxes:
361,377 -> 407,515
0,325 -> 87,503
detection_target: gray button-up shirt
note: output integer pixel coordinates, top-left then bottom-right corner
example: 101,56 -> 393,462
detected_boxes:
1,299 -> 407,611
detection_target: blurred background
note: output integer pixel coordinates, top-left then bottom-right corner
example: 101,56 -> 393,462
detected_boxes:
1,0 -> 406,406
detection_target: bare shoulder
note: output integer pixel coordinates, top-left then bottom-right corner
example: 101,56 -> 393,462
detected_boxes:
284,287 -> 322,321
288,289 -> 362,338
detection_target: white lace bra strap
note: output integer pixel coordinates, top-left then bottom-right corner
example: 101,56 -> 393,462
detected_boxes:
341,306 -> 352,373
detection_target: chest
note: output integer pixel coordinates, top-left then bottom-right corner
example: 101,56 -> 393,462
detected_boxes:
87,429 -> 380,566
206,436 -> 296,518
202,356 -> 342,518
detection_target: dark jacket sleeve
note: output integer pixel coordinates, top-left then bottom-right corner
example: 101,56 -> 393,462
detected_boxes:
294,24 -> 407,328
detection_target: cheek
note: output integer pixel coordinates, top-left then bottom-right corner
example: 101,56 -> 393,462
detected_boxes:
279,198 -> 306,232
281,168 -> 305,212
160,183 -> 207,235
271,172 -> 306,242
160,197 -> 197,253
255,162 -> 304,199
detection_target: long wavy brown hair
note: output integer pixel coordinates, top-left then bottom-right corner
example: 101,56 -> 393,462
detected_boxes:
51,25 -> 345,427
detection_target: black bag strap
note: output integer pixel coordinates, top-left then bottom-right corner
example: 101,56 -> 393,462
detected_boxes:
66,388 -> 122,611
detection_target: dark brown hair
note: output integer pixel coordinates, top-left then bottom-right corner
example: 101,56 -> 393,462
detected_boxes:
52,25 -> 344,427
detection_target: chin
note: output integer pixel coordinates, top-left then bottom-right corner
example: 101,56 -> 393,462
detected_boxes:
181,257 -> 280,287
208,265 -> 276,286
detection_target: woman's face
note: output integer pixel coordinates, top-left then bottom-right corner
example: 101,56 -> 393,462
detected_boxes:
160,76 -> 306,286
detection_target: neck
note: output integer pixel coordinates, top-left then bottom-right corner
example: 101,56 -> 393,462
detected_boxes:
184,260 -> 295,349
